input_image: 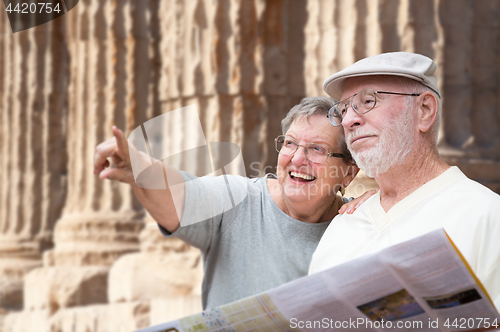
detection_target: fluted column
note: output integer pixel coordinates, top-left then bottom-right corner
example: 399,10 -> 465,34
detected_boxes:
0,14 -> 68,311
105,1 -> 226,324
111,0 -> 313,322
0,5 -> 145,325
42,0 -> 145,269
438,0 -> 500,193
12,1 -> 148,324
1,1 -> 499,330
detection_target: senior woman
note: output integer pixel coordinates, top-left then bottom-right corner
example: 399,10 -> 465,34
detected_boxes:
94,97 -> 366,310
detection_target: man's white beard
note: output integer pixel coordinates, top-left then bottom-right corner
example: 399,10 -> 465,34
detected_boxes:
347,105 -> 415,178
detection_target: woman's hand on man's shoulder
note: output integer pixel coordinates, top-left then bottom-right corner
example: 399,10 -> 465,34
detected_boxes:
338,188 -> 379,214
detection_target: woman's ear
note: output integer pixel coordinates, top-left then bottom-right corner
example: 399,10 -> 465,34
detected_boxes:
342,165 -> 360,188
418,92 -> 439,133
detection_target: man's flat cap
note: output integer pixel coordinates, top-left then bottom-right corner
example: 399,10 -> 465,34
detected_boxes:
323,52 -> 440,100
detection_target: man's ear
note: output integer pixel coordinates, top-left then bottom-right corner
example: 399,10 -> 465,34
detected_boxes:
417,91 -> 439,133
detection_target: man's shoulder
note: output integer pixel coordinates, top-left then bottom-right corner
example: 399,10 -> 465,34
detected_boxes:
444,169 -> 500,204
406,169 -> 500,226
407,166 -> 500,208
331,193 -> 375,223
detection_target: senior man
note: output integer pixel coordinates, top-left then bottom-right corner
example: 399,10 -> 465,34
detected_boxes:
308,52 -> 500,310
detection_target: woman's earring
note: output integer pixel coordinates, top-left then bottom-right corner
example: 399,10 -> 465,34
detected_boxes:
340,186 -> 345,196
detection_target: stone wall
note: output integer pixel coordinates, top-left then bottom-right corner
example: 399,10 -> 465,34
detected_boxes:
0,0 -> 499,331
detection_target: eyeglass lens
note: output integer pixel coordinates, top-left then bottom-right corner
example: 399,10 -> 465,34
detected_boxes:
275,136 -> 329,163
328,89 -> 377,126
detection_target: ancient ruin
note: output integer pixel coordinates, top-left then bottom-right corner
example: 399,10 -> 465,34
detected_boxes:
0,1 -> 499,331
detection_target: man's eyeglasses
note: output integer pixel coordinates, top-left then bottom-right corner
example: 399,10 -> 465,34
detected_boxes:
327,89 -> 421,126
275,135 -> 345,164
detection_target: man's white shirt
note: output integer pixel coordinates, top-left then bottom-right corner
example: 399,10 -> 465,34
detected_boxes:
309,167 -> 500,310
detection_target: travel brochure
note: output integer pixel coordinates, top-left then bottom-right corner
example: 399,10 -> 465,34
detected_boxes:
137,229 -> 500,332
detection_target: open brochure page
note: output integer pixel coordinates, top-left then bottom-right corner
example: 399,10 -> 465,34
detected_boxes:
266,270 -> 377,332
137,294 -> 291,332
136,229 -> 499,332
380,230 -> 500,331
316,253 -> 435,332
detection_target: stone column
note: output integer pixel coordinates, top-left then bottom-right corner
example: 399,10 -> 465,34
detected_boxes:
438,0 -> 500,193
108,0 -> 313,327
106,0 -> 209,323
260,0 -> 309,170
16,0 -> 145,325
0,13 -> 68,313
1,1 -> 499,331
44,0 -> 145,268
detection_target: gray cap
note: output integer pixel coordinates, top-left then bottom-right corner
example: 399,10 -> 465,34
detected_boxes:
323,52 -> 440,100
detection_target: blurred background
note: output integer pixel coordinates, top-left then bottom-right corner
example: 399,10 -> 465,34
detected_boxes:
0,0 -> 499,331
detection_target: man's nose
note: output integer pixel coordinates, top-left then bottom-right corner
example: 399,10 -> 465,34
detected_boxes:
341,104 -> 364,129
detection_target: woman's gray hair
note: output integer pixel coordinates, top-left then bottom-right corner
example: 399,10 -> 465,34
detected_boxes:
281,96 -> 354,165
281,97 -> 334,134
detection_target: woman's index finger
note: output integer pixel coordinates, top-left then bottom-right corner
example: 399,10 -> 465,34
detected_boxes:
112,126 -> 130,155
